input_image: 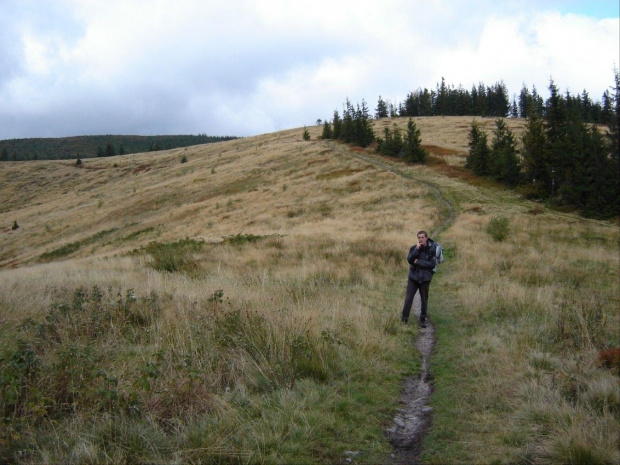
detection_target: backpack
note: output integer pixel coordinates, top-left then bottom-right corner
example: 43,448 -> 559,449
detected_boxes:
429,238 -> 444,273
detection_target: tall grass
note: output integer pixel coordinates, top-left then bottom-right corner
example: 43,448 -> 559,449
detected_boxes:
423,210 -> 619,464
0,233 -> 418,463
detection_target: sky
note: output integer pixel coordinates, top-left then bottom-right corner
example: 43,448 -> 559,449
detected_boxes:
0,0 -> 618,139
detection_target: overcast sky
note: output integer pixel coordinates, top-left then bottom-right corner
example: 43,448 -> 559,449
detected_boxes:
1,0 -> 618,139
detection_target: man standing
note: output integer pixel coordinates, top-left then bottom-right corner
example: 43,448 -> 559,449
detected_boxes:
401,230 -> 437,328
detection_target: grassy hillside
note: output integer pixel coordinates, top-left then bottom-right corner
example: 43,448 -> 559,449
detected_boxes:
0,117 -> 618,464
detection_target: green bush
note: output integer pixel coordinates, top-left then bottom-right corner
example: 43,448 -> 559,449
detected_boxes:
141,238 -> 205,273
486,216 -> 510,242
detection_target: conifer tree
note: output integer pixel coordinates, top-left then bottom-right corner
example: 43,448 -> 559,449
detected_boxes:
489,119 -> 520,185
403,118 -> 427,163
466,122 -> 490,175
375,96 -> 388,118
332,110 -> 342,140
521,110 -> 548,196
321,121 -> 333,140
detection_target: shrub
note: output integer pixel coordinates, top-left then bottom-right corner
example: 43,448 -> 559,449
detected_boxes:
223,233 -> 265,246
141,238 -> 205,273
486,216 -> 510,242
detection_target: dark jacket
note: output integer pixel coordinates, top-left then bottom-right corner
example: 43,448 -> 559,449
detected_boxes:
407,240 -> 437,283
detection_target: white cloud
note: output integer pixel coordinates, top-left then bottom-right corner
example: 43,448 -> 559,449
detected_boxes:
0,0 -> 618,139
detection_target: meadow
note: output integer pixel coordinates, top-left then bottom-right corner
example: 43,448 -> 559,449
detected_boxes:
0,117 -> 618,464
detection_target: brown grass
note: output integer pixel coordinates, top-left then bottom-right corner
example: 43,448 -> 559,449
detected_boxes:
1,117 -> 617,464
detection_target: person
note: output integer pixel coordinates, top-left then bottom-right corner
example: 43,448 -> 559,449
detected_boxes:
401,230 -> 437,328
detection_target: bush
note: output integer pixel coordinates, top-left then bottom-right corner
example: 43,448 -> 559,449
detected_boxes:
486,216 -> 510,242
142,238 -> 205,273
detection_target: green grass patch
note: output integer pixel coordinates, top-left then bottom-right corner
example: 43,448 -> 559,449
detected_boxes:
39,228 -> 119,261
139,238 -> 205,273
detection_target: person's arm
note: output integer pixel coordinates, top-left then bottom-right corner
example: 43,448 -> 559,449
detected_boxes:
407,246 -> 420,265
414,253 -> 436,269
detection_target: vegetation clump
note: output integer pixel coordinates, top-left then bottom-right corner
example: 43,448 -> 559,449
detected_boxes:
485,216 -> 510,242
140,238 -> 205,273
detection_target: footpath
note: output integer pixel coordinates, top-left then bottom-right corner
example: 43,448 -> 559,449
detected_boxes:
329,142 -> 456,464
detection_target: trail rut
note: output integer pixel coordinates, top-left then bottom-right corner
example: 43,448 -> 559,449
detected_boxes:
329,143 -> 455,464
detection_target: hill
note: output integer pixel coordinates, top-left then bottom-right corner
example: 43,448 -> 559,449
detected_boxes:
0,117 -> 618,464
0,134 -> 238,162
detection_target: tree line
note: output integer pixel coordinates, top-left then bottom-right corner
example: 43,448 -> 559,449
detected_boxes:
466,75 -> 619,218
373,77 -> 616,124
317,98 -> 428,163
0,134 -> 238,162
317,72 -> 618,218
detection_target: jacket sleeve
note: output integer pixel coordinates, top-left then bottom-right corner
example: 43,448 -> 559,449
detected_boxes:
410,246 -> 436,269
415,255 -> 436,270
407,246 -> 420,265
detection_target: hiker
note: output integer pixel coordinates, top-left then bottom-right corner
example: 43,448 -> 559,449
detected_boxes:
401,230 -> 437,328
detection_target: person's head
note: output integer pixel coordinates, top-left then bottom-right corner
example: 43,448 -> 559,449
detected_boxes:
417,230 -> 428,246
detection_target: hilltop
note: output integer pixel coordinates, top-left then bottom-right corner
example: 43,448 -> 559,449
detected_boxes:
0,117 -> 617,464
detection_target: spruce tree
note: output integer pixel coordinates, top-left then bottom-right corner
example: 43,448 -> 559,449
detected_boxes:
332,110 -> 342,140
375,96 -> 388,118
489,119 -> 520,185
403,118 -> 427,163
321,121 -> 333,140
466,122 -> 490,175
521,110 -> 548,196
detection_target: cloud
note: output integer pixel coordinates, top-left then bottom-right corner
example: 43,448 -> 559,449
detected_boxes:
0,0 -> 617,139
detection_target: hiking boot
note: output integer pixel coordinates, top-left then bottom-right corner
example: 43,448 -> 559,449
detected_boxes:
400,318 -> 408,324
419,320 -> 427,328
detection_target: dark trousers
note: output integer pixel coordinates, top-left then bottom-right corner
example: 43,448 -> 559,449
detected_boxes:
401,278 -> 430,322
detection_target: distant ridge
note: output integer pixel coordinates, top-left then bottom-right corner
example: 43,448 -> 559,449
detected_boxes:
0,134 -> 239,162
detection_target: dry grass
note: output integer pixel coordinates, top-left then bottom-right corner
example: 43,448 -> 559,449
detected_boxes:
0,123 -> 439,463
1,117 -> 617,464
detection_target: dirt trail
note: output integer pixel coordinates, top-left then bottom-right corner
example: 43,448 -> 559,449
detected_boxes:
329,143 -> 455,464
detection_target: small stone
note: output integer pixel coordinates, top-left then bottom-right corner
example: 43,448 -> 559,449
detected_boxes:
385,427 -> 397,433
394,418 -> 405,428
346,459 -> 352,463
422,406 -> 433,413
344,451 -> 360,457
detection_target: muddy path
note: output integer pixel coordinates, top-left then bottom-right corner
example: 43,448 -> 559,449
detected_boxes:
330,143 -> 456,464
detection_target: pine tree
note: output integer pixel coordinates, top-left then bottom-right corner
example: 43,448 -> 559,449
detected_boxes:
302,127 -> 310,141
544,79 -> 569,199
332,110 -> 342,140
521,110 -> 548,196
321,121 -> 333,140
489,119 -> 520,185
518,85 -> 531,118
466,122 -> 490,175
403,118 -> 427,163
375,96 -> 388,118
